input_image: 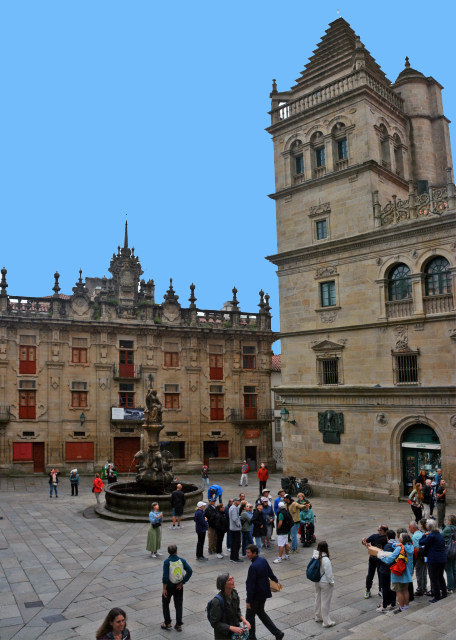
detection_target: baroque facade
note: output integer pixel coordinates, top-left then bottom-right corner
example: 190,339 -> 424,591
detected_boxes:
0,224 -> 276,475
266,19 -> 456,500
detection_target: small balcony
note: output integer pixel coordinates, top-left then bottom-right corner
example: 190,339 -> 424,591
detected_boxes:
229,408 -> 274,424
112,364 -> 142,380
385,299 -> 413,319
423,294 -> 453,315
0,406 -> 11,422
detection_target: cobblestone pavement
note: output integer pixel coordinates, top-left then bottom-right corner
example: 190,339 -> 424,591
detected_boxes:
0,473 -> 455,640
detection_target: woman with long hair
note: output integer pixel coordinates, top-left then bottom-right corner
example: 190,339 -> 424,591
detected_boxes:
146,502 -> 163,558
409,483 -> 424,522
96,607 -> 130,640
313,541 -> 335,628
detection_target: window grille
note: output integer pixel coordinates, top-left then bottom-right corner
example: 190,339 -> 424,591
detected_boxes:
71,381 -> 87,391
210,385 -> 223,393
393,352 -> 419,385
319,358 -> 339,385
119,340 -> 134,349
244,386 -> 256,393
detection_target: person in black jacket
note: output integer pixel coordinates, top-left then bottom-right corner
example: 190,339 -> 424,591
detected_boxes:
194,501 -> 208,561
361,524 -> 388,599
245,544 -> 284,640
214,503 -> 229,559
170,483 -> 186,529
205,498 -> 218,555
251,503 -> 267,549
420,519 -> 448,602
376,530 -> 397,612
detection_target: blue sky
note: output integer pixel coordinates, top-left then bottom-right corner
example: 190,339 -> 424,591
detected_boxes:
1,2 -> 454,351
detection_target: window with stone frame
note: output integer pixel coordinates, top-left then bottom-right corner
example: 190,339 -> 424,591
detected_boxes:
392,350 -> 420,385
388,264 -> 412,301
316,219 -> 328,240
290,139 -> 304,179
164,384 -> 180,409
19,379 -> 36,419
317,357 -> 340,385
312,340 -> 344,386
209,345 -> 223,380
71,381 -> 88,407
164,342 -> 179,367
320,281 -> 336,307
72,337 -> 88,364
243,385 -> 257,419
424,257 -> 452,296
242,346 -> 256,369
119,383 -> 135,408
19,335 -> 36,374
210,385 -> 224,420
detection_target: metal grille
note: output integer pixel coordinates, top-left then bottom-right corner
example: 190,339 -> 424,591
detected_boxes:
320,358 -> 339,385
394,354 -> 419,384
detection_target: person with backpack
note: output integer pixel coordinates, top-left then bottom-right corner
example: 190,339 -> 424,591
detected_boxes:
273,501 -> 293,563
207,572 -> 250,639
161,544 -> 193,632
442,514 -> 456,593
311,541 -> 335,628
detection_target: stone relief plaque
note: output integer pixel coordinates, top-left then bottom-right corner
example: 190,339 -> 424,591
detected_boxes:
318,411 -> 344,444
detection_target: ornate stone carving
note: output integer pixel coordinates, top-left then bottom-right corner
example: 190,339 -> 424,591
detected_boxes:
320,311 -> 338,323
318,411 -> 344,443
315,265 -> 338,277
394,325 -> 408,350
309,202 -> 331,216
450,415 -> 456,429
376,412 -> 388,425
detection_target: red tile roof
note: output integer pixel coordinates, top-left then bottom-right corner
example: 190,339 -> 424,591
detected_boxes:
271,354 -> 281,371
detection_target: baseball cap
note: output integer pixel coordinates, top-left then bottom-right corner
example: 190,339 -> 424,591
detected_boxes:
278,501 -> 285,508
197,501 -> 206,508
261,497 -> 268,502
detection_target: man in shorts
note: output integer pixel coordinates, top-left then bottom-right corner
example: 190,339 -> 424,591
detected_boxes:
170,483 -> 186,529
273,501 -> 291,563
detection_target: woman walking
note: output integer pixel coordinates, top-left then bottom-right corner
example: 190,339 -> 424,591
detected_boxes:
313,541 -> 336,628
146,502 -> 163,558
93,473 -> 104,506
408,483 -> 424,523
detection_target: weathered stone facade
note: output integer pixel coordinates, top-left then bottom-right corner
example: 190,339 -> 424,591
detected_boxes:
0,225 -> 276,475
267,18 -> 456,500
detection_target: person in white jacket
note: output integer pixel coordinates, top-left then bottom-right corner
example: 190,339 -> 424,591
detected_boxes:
313,541 -> 336,628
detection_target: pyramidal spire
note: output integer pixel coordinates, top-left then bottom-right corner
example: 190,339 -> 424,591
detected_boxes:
124,218 -> 129,249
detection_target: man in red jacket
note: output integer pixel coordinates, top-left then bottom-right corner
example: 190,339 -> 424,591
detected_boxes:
257,463 -> 269,494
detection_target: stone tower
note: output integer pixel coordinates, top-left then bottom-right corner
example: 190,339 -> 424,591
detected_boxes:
267,18 -> 456,500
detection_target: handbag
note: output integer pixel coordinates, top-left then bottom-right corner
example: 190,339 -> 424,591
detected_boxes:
152,522 -> 161,529
407,499 -> 414,505
390,544 -> 408,576
231,628 -> 249,640
269,578 -> 282,592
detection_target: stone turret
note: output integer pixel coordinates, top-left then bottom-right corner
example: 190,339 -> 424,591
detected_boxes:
108,221 -> 144,308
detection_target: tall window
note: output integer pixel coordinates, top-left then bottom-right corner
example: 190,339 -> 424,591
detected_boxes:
316,219 -> 327,240
243,346 -> 256,369
164,384 -> 180,409
72,337 -> 88,364
315,147 -> 326,167
210,385 -> 224,420
243,386 -> 257,420
320,281 -> 336,307
209,347 -> 223,380
295,154 -> 304,175
19,380 -> 36,419
164,342 -> 179,367
290,139 -> 304,180
425,257 -> 451,295
337,138 -> 348,160
119,340 -> 134,377
393,133 -> 404,176
388,264 -> 412,301
393,352 -> 419,385
318,358 -> 339,385
19,335 -> 36,374
71,382 -> 88,407
119,383 -> 134,408
379,124 -> 391,167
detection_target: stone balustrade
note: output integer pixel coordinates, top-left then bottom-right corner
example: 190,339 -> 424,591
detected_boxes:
423,294 -> 453,315
385,299 -> 414,318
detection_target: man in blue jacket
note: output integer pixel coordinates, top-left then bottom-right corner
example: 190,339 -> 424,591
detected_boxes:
208,484 -> 223,504
245,544 -> 284,640
161,544 -> 193,632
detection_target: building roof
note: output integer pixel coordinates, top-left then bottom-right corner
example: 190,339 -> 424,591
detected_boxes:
271,354 -> 281,371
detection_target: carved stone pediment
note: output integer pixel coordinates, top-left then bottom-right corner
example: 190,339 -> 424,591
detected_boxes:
312,340 -> 344,352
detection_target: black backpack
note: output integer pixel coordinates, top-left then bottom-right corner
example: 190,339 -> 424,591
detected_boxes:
206,594 -> 225,625
278,507 -> 294,534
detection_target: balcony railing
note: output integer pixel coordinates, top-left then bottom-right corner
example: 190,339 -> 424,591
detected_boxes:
0,406 -> 11,422
423,294 -> 453,315
229,409 -> 274,423
385,300 -> 414,319
113,364 -> 142,380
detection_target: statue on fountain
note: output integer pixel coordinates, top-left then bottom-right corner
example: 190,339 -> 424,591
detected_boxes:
135,387 -> 174,490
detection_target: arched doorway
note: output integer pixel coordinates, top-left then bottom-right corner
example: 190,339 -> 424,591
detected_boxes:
401,424 -> 441,495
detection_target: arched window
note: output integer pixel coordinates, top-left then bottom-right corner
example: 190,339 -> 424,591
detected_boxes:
310,131 -> 325,177
290,140 -> 304,180
425,257 -> 451,295
379,124 -> 391,168
393,133 -> 404,177
388,264 -> 412,301
332,122 -> 348,169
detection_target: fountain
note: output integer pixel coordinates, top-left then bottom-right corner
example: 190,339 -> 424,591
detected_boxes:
99,386 -> 202,522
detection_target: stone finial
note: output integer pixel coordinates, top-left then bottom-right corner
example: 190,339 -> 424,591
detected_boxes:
164,278 -> 179,302
78,269 -> 83,284
189,283 -> 197,307
264,293 -> 271,313
102,275 -> 108,289
124,219 -> 129,249
0,267 -> 7,296
258,289 -> 265,310
405,56 -> 410,68
53,271 -> 61,296
272,79 -> 277,93
231,286 -> 239,308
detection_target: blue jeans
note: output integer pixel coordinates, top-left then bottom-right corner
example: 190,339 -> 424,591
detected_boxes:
254,536 -> 263,552
242,531 -> 253,556
290,522 -> 300,551
50,484 -> 58,497
202,477 -> 210,489
445,557 -> 456,591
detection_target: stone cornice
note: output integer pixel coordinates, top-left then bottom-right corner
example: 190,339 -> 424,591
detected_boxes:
266,210 -> 455,268
268,160 -> 409,202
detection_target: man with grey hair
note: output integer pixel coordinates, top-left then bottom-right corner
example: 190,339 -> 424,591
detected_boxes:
229,497 -> 243,563
420,519 -> 447,602
409,521 -> 427,597
208,572 -> 250,638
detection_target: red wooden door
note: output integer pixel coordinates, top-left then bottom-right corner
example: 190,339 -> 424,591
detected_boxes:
114,437 -> 141,472
19,346 -> 36,374
119,350 -> 134,377
209,355 -> 223,380
19,391 -> 36,419
33,442 -> 45,472
244,394 -> 257,420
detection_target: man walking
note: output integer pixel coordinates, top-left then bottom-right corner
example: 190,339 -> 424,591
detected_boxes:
258,463 -> 269,494
361,524 -> 388,598
240,460 -> 249,487
229,497 -> 243,563
170,483 -> 186,529
161,544 -> 193,632
245,544 -> 284,640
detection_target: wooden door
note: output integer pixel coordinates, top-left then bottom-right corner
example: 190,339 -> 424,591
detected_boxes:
33,442 -> 45,472
119,349 -> 134,378
114,437 -> 141,472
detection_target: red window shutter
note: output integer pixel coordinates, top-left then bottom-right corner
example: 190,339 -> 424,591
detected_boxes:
209,355 -> 223,380
13,442 -> 33,461
65,442 -> 94,461
19,346 -> 36,374
218,441 -> 229,457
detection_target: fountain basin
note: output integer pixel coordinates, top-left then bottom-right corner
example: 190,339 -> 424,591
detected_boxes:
99,481 -> 203,522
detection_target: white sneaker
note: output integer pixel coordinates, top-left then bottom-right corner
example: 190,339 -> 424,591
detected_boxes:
169,525 -> 176,529
151,553 -> 157,558
217,554 -> 224,559
157,551 -> 163,556
283,555 -> 290,560
273,557 -> 282,563
270,537 -> 276,541
322,621 -> 336,628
